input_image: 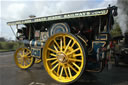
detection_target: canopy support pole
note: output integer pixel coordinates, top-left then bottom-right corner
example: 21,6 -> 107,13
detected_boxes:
10,25 -> 17,39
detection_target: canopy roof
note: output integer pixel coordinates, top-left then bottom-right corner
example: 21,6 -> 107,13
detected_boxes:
7,8 -> 108,26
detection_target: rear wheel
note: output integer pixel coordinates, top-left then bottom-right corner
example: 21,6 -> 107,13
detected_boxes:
43,33 -> 86,84
14,47 -> 35,70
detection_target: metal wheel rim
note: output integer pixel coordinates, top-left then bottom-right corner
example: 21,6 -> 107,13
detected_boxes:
43,33 -> 85,83
14,48 -> 33,69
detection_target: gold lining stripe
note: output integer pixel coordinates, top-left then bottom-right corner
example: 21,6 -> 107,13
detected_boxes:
92,41 -> 106,49
77,35 -> 88,46
96,34 -> 108,40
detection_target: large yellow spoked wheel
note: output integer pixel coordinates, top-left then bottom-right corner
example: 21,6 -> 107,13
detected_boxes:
14,47 -> 35,70
43,33 -> 86,84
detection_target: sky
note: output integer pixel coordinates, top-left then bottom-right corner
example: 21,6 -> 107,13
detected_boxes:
0,0 -> 117,40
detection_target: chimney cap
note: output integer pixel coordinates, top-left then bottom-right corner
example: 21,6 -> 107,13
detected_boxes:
29,15 -> 36,18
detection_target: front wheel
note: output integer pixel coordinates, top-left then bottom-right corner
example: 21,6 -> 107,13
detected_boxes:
43,33 -> 86,84
14,47 -> 35,70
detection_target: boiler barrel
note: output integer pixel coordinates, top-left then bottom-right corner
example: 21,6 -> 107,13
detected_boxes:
22,40 -> 44,47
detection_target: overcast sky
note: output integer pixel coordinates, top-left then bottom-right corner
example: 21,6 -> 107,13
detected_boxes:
0,0 -> 117,40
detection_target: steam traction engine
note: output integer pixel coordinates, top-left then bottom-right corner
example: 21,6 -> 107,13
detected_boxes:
7,6 -> 117,84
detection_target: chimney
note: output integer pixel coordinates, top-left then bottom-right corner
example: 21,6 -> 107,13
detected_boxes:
29,15 -> 36,18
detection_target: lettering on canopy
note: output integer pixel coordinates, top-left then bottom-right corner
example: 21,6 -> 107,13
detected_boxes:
7,9 -> 108,25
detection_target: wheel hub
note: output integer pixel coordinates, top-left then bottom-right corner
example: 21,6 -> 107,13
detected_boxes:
57,52 -> 67,63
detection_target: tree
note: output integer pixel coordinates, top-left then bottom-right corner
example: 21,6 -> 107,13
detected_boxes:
110,22 -> 122,37
0,37 -> 6,41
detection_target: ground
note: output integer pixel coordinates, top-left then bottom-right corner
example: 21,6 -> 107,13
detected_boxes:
0,51 -> 128,85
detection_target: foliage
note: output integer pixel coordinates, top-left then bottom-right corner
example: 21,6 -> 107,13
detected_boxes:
0,41 -> 24,51
110,21 -> 122,37
0,37 -> 6,42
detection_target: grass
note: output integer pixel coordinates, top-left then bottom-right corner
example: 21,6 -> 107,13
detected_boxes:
0,41 -> 23,52
0,49 -> 10,52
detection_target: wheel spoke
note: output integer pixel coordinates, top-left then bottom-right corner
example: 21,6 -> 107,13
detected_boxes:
18,57 -> 22,60
68,58 -> 82,62
24,51 -> 31,56
63,36 -> 66,48
49,53 -> 56,57
57,64 -> 60,76
54,40 -> 60,51
27,56 -> 31,58
68,67 -> 72,77
24,58 -> 28,66
68,64 -> 78,73
24,60 -> 26,66
23,49 -> 25,56
21,58 -> 24,65
67,48 -> 80,56
73,54 -> 82,57
24,59 -> 28,65
48,48 -> 57,53
53,44 -> 58,52
64,66 -> 68,77
60,66 -> 64,77
71,41 -> 75,48
60,38 -> 63,51
25,59 -> 29,65
51,60 -> 58,65
47,58 -> 57,61
18,57 -> 22,63
19,53 -> 22,57
64,39 -> 72,53
72,62 -> 80,70
51,63 -> 59,71
26,57 -> 31,63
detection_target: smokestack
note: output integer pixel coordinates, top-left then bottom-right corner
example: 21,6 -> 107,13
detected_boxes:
117,0 -> 128,35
